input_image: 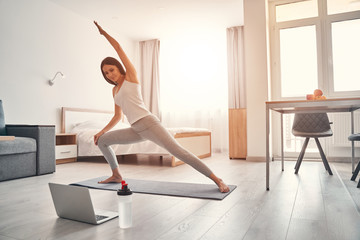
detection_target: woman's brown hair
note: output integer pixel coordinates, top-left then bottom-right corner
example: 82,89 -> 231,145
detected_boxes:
100,57 -> 126,85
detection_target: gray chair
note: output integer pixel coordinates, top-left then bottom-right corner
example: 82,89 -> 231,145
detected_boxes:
292,113 -> 333,175
349,133 -> 360,188
0,100 -> 56,181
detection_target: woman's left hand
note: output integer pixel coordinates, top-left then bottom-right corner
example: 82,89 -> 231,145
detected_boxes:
94,131 -> 104,145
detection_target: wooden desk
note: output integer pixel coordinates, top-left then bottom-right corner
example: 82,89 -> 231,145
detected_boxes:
265,98 -> 360,190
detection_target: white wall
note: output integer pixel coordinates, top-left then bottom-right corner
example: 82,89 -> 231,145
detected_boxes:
0,0 -> 135,133
244,0 -> 269,160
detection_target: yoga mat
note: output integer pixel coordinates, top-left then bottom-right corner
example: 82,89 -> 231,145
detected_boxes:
71,176 -> 236,200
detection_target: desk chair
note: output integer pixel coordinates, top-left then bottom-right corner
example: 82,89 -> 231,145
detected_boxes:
349,133 -> 360,188
292,113 -> 333,175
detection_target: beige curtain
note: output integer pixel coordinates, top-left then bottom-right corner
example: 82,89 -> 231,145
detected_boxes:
139,39 -> 161,119
227,26 -> 246,108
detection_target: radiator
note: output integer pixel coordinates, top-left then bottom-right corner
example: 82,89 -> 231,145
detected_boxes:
329,112 -> 360,147
283,112 -> 360,153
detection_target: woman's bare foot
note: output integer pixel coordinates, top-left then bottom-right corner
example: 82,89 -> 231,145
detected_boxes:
98,175 -> 122,184
209,173 -> 230,193
98,167 -> 123,184
216,178 -> 230,193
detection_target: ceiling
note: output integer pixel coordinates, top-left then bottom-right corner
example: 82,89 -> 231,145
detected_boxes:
51,0 -> 244,40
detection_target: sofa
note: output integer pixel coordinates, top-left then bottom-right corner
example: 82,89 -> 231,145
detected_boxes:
0,100 -> 55,181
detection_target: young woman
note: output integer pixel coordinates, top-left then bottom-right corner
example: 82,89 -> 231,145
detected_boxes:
93,21 -> 229,193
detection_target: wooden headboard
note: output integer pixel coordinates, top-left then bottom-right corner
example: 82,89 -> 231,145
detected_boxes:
61,107 -> 115,133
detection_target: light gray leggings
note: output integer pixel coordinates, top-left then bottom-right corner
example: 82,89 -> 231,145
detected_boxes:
97,114 -> 213,177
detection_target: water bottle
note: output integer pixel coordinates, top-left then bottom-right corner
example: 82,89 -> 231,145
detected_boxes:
117,180 -> 133,228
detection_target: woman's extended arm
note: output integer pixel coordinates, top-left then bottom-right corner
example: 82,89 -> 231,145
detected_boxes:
94,21 -> 138,83
94,103 -> 122,145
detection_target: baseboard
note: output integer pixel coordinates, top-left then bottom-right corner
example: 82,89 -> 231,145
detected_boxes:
328,157 -> 360,163
246,156 -> 266,162
272,156 -> 359,163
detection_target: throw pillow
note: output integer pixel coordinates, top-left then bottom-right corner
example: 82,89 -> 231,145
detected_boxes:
0,100 -> 7,135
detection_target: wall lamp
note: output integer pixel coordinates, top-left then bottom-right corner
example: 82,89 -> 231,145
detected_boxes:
48,71 -> 65,86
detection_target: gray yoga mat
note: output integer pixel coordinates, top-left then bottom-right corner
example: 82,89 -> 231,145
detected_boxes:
71,176 -> 236,200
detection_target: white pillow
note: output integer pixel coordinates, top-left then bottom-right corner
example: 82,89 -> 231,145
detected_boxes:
72,121 -> 104,130
71,120 -> 130,133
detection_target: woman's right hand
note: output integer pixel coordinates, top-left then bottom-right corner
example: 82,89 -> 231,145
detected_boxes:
94,131 -> 104,145
94,21 -> 106,35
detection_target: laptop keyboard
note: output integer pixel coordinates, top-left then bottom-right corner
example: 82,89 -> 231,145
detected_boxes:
95,215 -> 108,221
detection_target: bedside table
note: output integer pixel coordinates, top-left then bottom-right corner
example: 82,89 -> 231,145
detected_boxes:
56,133 -> 77,164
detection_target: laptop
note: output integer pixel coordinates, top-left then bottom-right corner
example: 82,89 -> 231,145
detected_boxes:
49,183 -> 118,225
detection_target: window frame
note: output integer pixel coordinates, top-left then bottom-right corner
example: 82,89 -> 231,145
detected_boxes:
269,0 -> 360,101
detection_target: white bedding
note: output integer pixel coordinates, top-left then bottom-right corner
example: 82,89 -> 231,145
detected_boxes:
70,120 -> 209,157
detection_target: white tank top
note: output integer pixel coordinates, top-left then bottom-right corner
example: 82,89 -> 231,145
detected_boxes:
114,81 -> 151,124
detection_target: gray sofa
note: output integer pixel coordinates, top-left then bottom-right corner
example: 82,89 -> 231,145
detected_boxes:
0,100 -> 55,181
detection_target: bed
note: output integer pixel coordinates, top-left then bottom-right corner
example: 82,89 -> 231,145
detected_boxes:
61,107 -> 211,166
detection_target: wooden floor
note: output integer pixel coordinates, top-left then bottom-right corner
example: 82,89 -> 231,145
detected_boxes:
0,154 -> 360,240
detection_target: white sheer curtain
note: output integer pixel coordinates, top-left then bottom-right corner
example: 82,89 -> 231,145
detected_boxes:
159,33 -> 229,153
139,39 -> 161,119
227,26 -> 246,108
161,109 -> 229,153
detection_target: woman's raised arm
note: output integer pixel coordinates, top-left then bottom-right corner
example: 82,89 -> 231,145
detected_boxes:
94,21 -> 137,82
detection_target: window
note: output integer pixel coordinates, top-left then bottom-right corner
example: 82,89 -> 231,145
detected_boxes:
270,0 -> 360,99
269,0 -> 360,157
332,19 -> 360,92
327,0 -> 360,15
279,25 -> 318,97
276,0 -> 318,22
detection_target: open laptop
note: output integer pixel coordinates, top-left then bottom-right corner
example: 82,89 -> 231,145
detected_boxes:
49,183 -> 118,225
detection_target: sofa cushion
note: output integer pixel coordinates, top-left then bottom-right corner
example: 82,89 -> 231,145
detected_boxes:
0,152 -> 37,181
0,137 -> 36,156
0,100 -> 6,135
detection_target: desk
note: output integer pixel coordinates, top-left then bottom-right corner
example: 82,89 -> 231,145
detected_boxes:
265,98 -> 360,190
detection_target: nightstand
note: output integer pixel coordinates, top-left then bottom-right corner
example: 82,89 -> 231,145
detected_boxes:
56,133 -> 77,164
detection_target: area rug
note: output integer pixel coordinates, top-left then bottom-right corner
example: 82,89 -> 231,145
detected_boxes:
71,177 -> 237,200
